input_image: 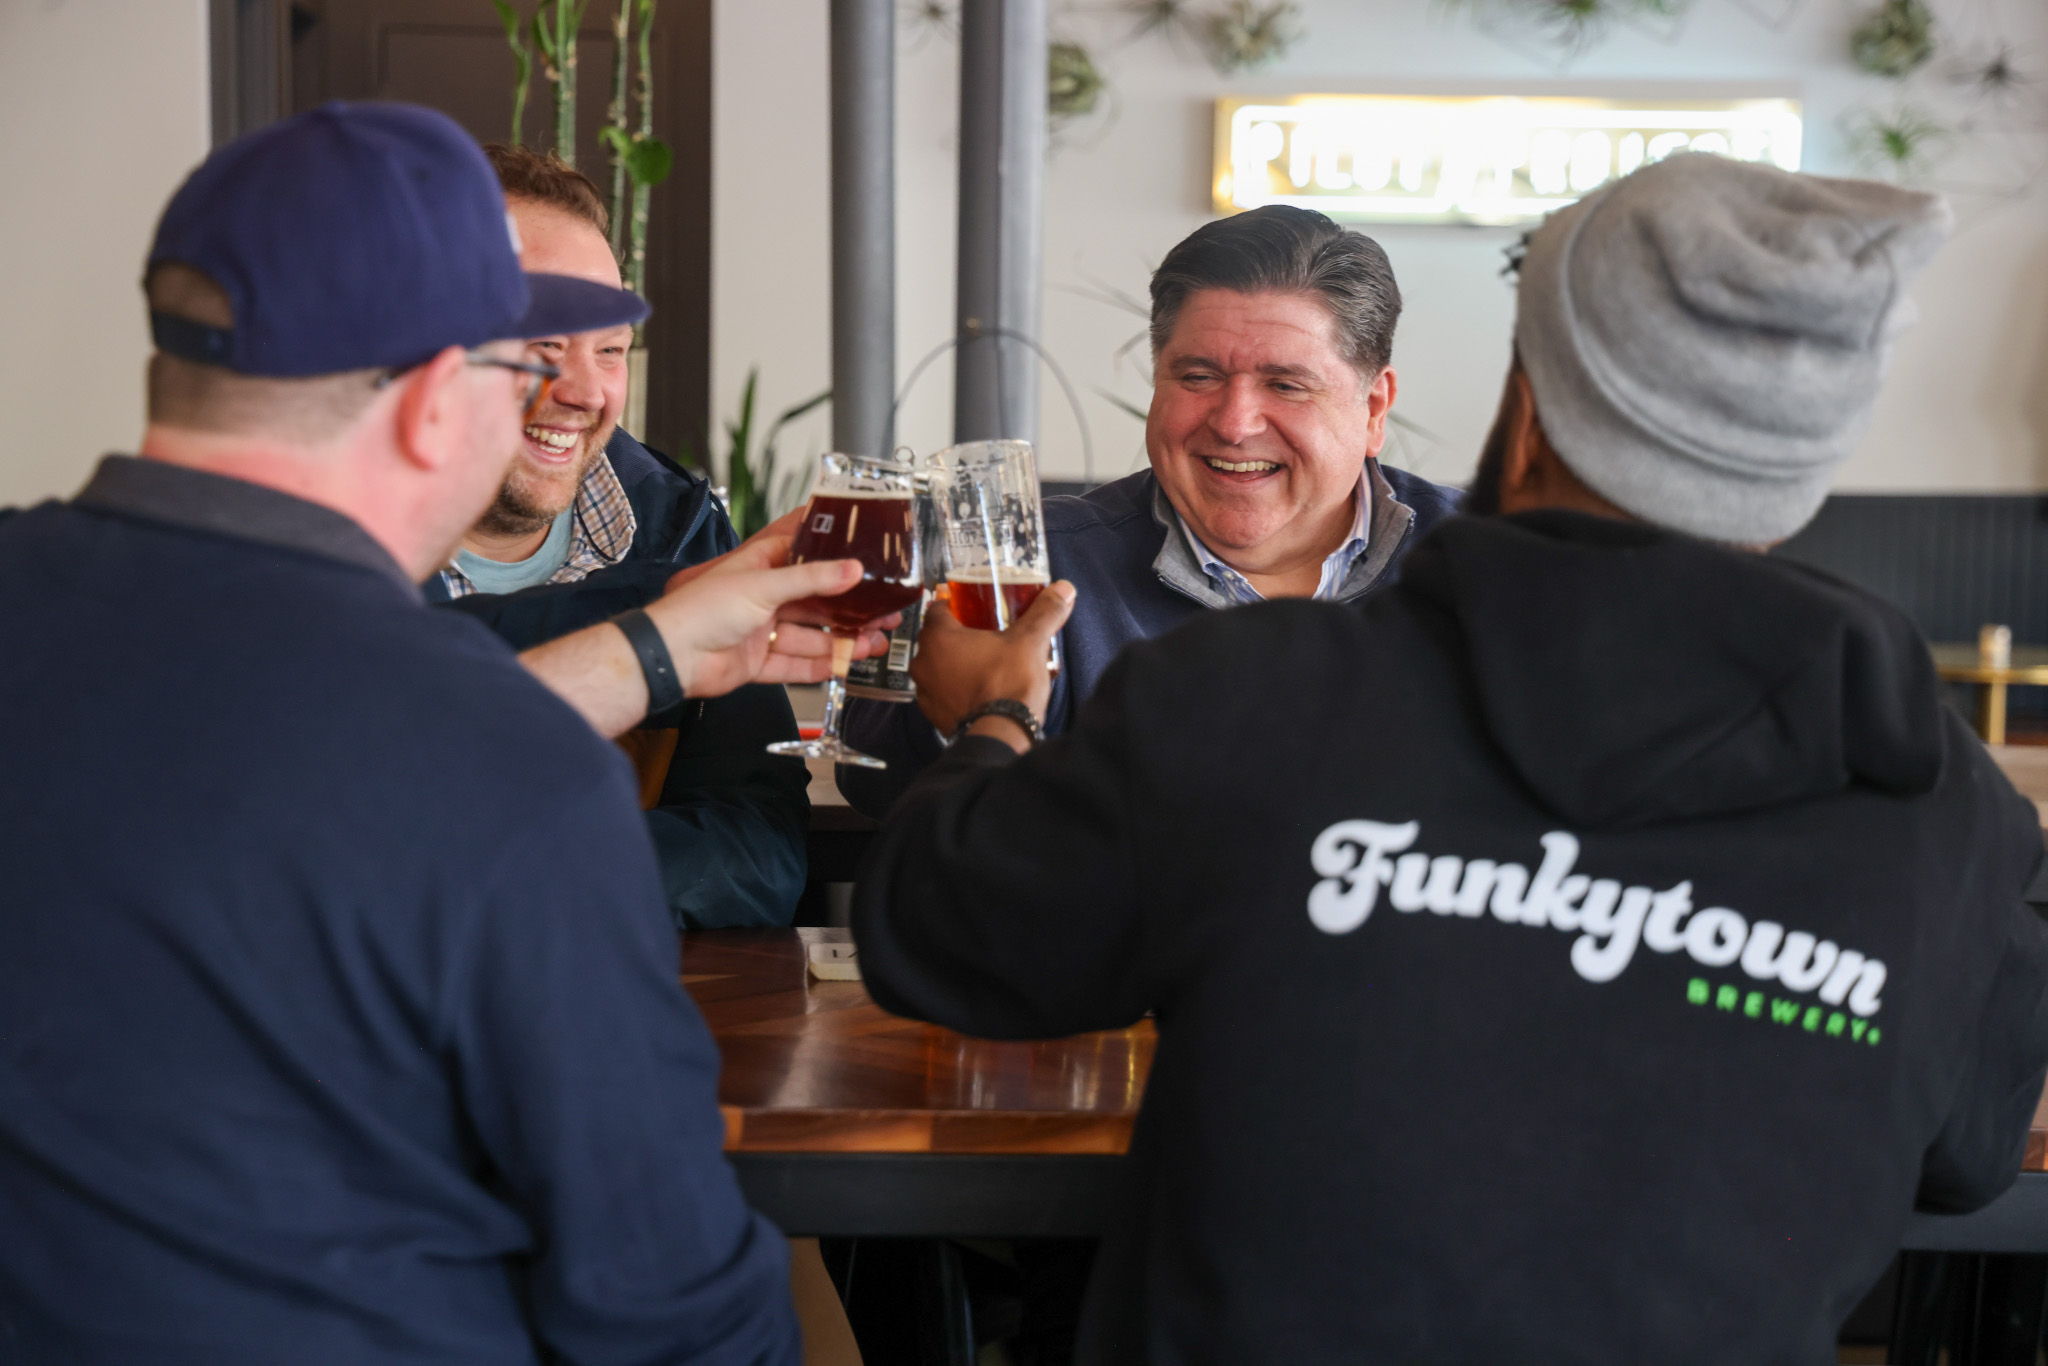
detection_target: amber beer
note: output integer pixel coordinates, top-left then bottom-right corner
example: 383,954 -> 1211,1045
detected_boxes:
941,569 -> 1062,678
945,566 -> 1047,630
787,491 -> 923,629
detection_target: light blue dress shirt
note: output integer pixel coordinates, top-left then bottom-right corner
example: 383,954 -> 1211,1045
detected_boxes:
1172,477 -> 1372,604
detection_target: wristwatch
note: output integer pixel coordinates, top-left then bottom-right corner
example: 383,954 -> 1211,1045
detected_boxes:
613,608 -> 687,726
952,699 -> 1043,747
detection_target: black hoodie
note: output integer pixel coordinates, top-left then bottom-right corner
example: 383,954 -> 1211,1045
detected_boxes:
853,510 -> 2048,1366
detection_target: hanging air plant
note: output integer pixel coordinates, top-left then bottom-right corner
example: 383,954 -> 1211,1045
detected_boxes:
1048,41 -> 1106,121
1850,0 -> 1936,80
1530,0 -> 1616,49
1202,0 -> 1301,75
1949,41 -> 2037,107
1121,0 -> 1195,39
1440,0 -> 1685,59
901,0 -> 957,49
1845,104 -> 1949,179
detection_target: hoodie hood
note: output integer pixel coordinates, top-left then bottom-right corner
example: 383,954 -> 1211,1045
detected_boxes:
1397,511 -> 1944,830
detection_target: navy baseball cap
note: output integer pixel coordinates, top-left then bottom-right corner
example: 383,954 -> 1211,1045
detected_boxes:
145,101 -> 649,377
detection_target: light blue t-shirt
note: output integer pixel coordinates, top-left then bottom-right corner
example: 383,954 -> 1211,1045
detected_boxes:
450,508 -> 574,595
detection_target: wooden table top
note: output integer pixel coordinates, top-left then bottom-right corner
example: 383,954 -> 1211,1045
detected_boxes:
685,929 -> 1152,1154
684,931 -> 2044,1171
1932,644 -> 2048,685
2033,1093 -> 2048,1174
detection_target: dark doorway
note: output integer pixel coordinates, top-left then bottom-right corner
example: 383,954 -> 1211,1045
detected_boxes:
213,0 -> 712,460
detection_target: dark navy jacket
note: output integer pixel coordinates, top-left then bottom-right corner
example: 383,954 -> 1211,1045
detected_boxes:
0,458 -> 797,1364
840,461 -> 1461,815
431,430 -> 809,930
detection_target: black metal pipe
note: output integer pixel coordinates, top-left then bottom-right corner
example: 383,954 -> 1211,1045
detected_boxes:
830,0 -> 896,458
953,0 -> 1046,444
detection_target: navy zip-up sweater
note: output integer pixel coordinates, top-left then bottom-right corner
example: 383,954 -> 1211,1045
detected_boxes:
429,431 -> 810,930
840,461 -> 1460,815
0,459 -> 796,1364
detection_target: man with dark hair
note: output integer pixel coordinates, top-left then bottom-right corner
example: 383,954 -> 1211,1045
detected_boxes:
431,143 -> 808,931
850,155 -> 2048,1362
841,204 -> 1458,810
0,101 -> 894,1363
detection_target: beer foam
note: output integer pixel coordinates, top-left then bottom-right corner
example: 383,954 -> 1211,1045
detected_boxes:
948,565 -> 1050,585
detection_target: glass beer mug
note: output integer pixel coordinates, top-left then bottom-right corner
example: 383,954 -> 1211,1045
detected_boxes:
929,439 -> 1060,673
767,451 -> 926,769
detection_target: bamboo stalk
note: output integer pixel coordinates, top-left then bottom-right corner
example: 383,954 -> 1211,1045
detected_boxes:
627,0 -> 657,298
494,0 -> 533,145
607,0 -> 631,259
555,1 -> 580,167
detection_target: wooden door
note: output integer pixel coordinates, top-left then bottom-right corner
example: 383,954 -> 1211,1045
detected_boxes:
283,0 -> 713,461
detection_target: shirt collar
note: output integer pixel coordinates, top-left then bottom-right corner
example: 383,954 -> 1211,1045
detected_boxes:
1170,472 -> 1372,605
73,455 -> 412,588
566,449 -> 636,567
435,447 -> 637,598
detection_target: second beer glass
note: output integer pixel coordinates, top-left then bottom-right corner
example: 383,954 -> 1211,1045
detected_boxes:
767,451 -> 924,769
930,439 -> 1053,635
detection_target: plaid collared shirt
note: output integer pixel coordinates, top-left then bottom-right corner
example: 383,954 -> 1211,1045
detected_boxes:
436,453 -> 639,598
1172,475 -> 1372,605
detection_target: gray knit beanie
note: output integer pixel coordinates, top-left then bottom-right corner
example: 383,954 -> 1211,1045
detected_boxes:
1514,153 -> 1951,544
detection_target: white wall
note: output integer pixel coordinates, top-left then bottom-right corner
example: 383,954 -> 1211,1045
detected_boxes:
718,0 -> 2048,494
0,0 -> 211,506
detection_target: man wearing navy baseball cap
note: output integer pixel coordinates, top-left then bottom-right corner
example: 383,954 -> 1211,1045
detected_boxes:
0,102 -> 867,1363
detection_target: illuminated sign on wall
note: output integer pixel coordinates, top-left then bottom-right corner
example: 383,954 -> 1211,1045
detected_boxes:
1214,95 -> 1803,226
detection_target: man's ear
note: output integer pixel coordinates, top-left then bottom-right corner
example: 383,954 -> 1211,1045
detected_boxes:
1492,365 -> 1546,512
391,346 -> 469,473
1362,366 -> 1397,459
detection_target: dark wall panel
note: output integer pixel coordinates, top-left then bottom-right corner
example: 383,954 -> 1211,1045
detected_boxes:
1776,494 -> 2048,648
285,0 -> 712,461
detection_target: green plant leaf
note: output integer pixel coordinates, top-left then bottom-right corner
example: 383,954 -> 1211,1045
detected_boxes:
727,369 -> 760,517
531,10 -> 556,57
770,387 -> 833,431
599,125 -> 632,155
493,0 -> 524,44
624,136 -> 674,187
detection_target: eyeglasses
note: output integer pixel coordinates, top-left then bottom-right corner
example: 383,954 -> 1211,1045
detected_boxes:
465,351 -> 560,424
374,351 -> 561,425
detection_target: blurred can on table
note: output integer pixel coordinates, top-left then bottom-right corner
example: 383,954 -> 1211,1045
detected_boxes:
1981,624 -> 2014,669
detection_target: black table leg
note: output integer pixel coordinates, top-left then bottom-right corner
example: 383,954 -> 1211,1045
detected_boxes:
931,1240 -> 977,1366
1956,1254 -> 2048,1366
1892,1252 -> 1959,1366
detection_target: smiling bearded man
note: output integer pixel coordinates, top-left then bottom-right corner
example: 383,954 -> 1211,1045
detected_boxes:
421,144 -> 811,936
840,205 -> 1461,815
435,147 -> 640,593
469,184 -> 626,553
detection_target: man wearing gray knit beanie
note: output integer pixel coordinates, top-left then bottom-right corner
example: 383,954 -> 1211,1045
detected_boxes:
1466,152 -> 1949,541
848,152 -> 2048,1363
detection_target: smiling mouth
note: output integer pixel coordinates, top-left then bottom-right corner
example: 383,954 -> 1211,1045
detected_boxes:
1201,457 -> 1280,475
523,425 -> 586,462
